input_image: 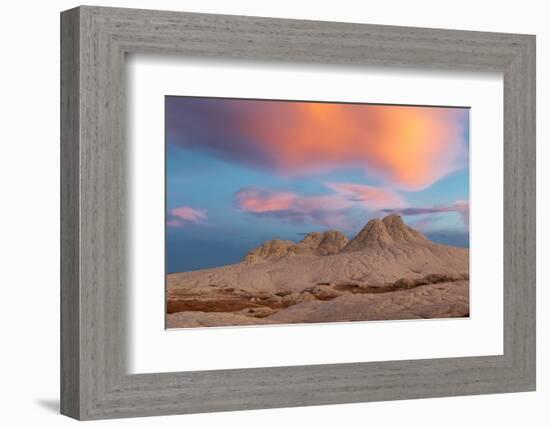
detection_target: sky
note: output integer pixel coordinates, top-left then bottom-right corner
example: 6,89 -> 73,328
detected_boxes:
166,96 -> 470,273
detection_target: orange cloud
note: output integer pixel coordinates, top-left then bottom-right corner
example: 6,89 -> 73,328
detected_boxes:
168,98 -> 468,190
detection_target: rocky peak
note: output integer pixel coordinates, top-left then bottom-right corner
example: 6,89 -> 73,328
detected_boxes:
299,232 -> 323,248
342,219 -> 392,252
243,239 -> 295,265
317,230 -> 349,255
383,214 -> 415,242
243,230 -> 349,264
243,214 -> 428,263
342,214 -> 427,252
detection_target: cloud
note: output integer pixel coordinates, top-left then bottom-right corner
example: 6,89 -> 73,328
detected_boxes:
326,182 -> 406,210
167,97 -> 469,190
383,199 -> 469,229
234,189 -> 297,213
234,183 -> 404,228
168,206 -> 207,227
234,188 -> 349,228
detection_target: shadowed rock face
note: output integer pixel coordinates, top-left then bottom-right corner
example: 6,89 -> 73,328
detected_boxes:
343,218 -> 392,249
300,232 -> 323,248
317,230 -> 349,255
167,214 -> 469,328
383,214 -> 429,243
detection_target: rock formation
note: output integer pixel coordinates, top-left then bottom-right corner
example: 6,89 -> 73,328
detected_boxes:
317,230 -> 349,255
167,214 -> 469,328
244,230 -> 349,264
342,214 -> 428,252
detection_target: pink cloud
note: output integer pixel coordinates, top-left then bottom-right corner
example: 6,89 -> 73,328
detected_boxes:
326,182 -> 406,211
169,99 -> 469,190
168,206 -> 207,227
235,184 -> 405,229
235,189 -> 297,213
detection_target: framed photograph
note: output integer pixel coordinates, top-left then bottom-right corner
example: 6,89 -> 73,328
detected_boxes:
61,6 -> 536,420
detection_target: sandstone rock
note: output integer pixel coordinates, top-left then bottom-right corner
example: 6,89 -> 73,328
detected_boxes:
300,232 -> 323,248
393,278 -> 416,289
240,306 -> 277,318
243,229 -> 348,263
171,214 -> 469,295
243,239 -> 295,264
342,214 -> 428,252
383,214 -> 424,243
310,286 -> 342,301
287,242 -> 318,256
167,311 -> 275,328
282,292 -> 316,306
317,230 -> 349,255
266,281 -> 470,324
167,214 -> 470,328
342,218 -> 392,251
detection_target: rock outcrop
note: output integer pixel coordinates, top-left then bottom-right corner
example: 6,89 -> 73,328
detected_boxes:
342,214 -> 428,252
244,230 -> 349,264
242,239 -> 298,264
383,214 -> 428,243
317,230 -> 349,255
241,214 -> 430,262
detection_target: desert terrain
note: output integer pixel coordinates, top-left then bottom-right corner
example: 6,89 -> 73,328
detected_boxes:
166,214 -> 469,328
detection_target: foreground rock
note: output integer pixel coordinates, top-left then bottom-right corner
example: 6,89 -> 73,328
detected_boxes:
167,273 -> 469,328
167,311 -> 277,328
267,280 -> 469,324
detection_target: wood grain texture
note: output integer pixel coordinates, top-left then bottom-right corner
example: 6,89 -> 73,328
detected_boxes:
60,6 -> 536,420
60,7 -> 80,419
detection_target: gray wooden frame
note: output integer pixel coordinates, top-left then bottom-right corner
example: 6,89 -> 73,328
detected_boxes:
60,5 -> 536,420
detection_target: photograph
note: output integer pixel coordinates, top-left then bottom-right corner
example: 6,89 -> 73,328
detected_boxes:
165,96 -> 470,328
